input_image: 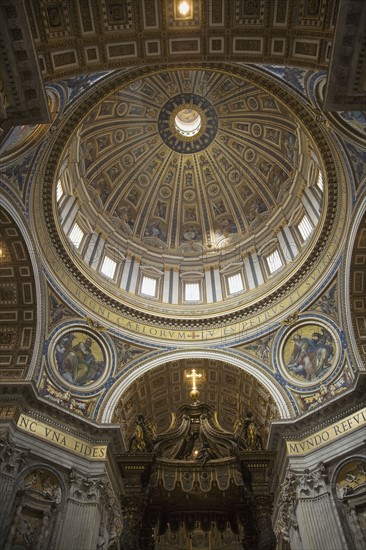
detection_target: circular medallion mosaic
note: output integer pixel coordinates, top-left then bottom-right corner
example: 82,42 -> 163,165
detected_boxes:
279,322 -> 340,386
50,327 -> 110,389
158,93 -> 218,153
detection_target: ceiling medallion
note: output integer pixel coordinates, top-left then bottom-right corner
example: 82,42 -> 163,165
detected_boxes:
175,0 -> 193,19
158,93 -> 218,153
175,108 -> 202,137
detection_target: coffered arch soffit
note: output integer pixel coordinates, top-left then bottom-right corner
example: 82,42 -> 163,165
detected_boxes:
24,0 -> 338,82
101,348 -> 292,425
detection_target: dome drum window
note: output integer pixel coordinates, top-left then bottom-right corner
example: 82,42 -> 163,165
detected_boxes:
68,222 -> 84,249
56,180 -> 64,202
141,275 -> 158,298
317,170 -> 324,191
180,271 -> 205,303
98,246 -> 125,281
265,249 -> 283,275
184,282 -> 201,302
139,266 -> 164,300
100,255 -> 117,279
227,272 -> 244,295
298,214 -> 313,241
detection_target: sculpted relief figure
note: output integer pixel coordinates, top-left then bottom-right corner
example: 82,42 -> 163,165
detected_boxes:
22,469 -> 62,504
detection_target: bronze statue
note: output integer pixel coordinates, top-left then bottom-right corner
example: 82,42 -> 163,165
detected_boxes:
127,414 -> 155,453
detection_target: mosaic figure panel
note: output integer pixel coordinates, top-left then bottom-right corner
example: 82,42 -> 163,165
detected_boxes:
281,323 -> 338,384
54,330 -> 107,386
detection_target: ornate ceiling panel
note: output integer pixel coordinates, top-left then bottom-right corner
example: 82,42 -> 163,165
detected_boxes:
324,0 -> 366,110
0,209 -> 37,378
0,0 -> 50,128
24,0 -> 338,81
350,211 -> 366,367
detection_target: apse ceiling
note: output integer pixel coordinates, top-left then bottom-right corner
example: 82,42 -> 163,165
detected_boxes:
112,358 -> 279,447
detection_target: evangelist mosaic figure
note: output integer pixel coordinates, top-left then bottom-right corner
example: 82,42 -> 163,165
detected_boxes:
55,332 -> 105,386
284,326 -> 335,383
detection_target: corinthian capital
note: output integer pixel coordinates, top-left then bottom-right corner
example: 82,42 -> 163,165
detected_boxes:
0,434 -> 29,476
68,468 -> 108,503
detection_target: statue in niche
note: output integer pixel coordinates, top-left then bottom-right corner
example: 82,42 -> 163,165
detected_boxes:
128,415 -> 155,453
336,461 -> 366,500
14,514 -> 35,547
235,411 -> 263,450
22,469 -> 62,504
128,419 -> 146,452
4,469 -> 61,549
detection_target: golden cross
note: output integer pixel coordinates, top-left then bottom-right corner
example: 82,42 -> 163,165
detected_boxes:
186,368 -> 202,391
